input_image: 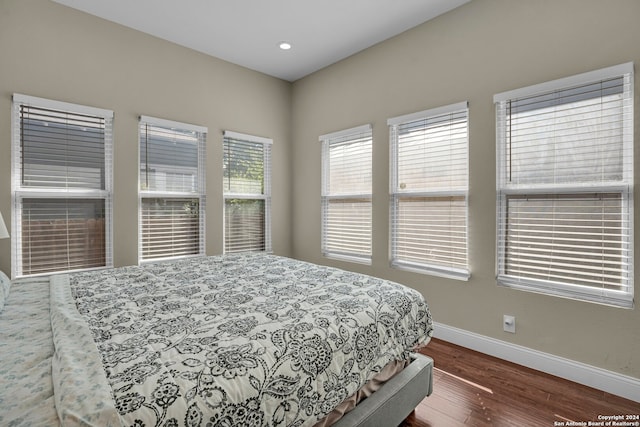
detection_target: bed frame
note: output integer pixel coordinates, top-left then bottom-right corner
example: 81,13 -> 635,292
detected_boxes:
334,353 -> 433,427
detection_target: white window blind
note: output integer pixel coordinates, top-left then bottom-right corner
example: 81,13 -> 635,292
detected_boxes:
223,131 -> 272,253
139,116 -> 206,261
320,124 -> 372,264
389,102 -> 469,280
495,63 -> 634,308
11,94 -> 113,277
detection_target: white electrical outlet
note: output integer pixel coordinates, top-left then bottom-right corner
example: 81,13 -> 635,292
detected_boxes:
503,315 -> 516,333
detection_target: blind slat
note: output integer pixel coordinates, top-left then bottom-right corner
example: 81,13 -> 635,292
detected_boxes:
496,65 -> 634,308
139,117 -> 206,262
390,104 -> 469,278
19,198 -> 107,275
21,106 -> 106,190
321,126 -> 372,262
223,134 -> 271,253
13,96 -> 113,277
140,197 -> 201,261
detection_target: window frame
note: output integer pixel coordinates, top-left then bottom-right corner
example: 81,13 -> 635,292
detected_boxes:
11,93 -> 114,278
223,130 -> 272,254
138,115 -> 207,263
320,124 -> 373,264
494,62 -> 634,308
388,101 -> 470,280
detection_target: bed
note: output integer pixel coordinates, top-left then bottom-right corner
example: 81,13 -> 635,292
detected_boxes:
0,253 -> 433,427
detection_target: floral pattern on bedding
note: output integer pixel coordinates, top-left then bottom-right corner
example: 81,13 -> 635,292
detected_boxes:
67,253 -> 433,427
0,278 -> 60,427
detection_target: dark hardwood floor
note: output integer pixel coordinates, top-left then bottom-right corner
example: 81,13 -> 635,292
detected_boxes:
400,338 -> 639,426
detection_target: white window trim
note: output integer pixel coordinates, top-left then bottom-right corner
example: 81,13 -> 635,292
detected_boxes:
11,94 -> 114,278
387,101 -> 468,127
494,63 -> 634,308
224,130 -> 273,146
13,93 -> 113,120
319,124 -> 372,141
493,62 -> 633,103
140,115 -> 208,134
223,130 -> 273,253
138,115 -> 207,263
388,102 -> 470,280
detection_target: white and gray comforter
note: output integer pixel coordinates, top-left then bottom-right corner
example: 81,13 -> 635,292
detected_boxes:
51,253 -> 432,427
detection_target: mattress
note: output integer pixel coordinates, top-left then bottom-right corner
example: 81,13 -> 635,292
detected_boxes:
1,253 -> 434,426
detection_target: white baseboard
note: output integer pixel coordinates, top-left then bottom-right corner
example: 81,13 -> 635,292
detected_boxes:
432,322 -> 640,403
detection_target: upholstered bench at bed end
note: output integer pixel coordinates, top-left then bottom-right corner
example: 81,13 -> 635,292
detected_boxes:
332,353 -> 434,427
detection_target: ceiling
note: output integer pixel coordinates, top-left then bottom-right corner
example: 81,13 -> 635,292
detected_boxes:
52,0 -> 470,82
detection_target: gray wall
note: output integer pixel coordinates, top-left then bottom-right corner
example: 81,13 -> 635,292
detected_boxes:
291,0 -> 640,379
0,0 -> 293,270
1,0 -> 639,382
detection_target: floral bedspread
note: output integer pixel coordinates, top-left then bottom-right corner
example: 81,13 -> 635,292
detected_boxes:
55,253 -> 433,427
0,278 -> 60,427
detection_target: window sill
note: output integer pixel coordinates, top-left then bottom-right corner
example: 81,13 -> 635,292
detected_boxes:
497,275 -> 633,309
391,261 -> 470,281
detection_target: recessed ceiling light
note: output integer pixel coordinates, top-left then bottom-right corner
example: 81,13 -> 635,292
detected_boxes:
279,42 -> 292,50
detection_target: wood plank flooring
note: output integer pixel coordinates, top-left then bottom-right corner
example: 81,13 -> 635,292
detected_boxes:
400,338 -> 639,427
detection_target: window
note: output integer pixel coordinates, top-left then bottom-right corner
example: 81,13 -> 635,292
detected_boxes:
11,94 -> 113,277
139,116 -> 206,261
495,63 -> 634,308
320,124 -> 372,264
223,131 -> 272,253
389,102 -> 469,279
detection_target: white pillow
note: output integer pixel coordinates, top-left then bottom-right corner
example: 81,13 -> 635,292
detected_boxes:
0,270 -> 11,314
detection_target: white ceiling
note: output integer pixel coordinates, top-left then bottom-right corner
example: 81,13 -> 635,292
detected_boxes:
52,0 -> 470,82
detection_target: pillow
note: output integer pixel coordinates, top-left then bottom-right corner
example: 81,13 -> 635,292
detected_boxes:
0,270 -> 10,314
